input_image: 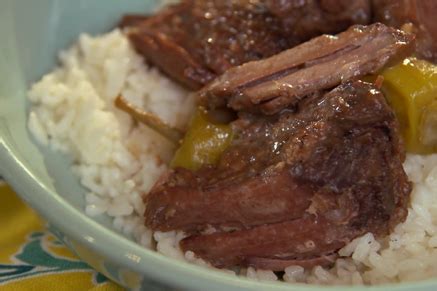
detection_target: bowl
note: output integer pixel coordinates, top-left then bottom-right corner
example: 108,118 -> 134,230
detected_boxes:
1,0 -> 437,290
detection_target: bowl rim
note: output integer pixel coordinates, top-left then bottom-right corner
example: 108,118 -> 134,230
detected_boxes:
1,0 -> 436,288
2,136 -> 437,291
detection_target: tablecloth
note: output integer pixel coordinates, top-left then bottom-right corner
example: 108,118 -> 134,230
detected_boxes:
0,181 -> 124,291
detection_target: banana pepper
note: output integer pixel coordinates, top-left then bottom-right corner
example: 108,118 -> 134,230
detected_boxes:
171,107 -> 233,170
380,58 -> 437,154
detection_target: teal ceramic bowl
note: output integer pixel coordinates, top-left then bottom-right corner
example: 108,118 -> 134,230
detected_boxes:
1,0 -> 437,290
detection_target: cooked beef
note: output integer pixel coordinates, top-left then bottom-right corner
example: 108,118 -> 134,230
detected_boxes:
145,81 -> 411,270
120,0 -> 372,89
146,167 -> 314,232
266,0 -> 371,43
372,0 -> 437,63
199,23 -> 415,115
181,217 -> 349,270
120,0 -> 288,89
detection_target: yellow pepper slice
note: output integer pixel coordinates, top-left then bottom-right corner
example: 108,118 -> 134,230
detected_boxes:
171,107 -> 233,171
420,100 -> 437,147
380,58 -> 437,154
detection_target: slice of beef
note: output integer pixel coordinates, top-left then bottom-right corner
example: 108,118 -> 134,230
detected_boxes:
146,167 -> 314,232
145,81 -> 411,270
372,0 -> 437,63
199,23 -> 415,115
181,217 -> 350,270
120,0 -> 372,90
121,0 -> 289,90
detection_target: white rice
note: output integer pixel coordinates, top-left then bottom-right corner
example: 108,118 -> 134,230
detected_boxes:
27,29 -> 437,285
28,29 -> 194,247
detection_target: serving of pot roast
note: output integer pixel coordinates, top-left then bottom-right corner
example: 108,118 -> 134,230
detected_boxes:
119,0 -> 437,271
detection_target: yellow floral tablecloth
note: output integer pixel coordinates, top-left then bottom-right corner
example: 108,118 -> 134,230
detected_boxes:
0,181 -> 124,291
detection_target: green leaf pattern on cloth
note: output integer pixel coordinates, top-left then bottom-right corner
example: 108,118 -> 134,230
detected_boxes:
0,231 -> 107,285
